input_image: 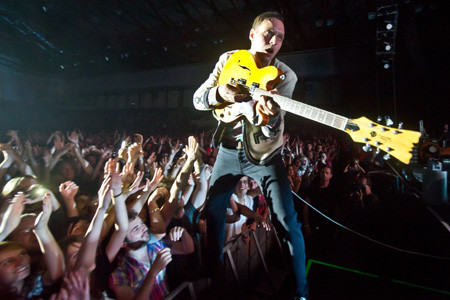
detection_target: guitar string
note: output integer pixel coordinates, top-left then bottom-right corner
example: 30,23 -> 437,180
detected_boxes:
292,190 -> 450,260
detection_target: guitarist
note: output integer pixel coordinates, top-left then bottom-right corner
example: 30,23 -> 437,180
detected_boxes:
193,12 -> 309,300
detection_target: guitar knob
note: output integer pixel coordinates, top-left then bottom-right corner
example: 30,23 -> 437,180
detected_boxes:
364,138 -> 370,142
398,122 -> 403,129
362,143 -> 372,152
385,116 -> 393,126
376,148 -> 380,154
377,116 -> 382,122
383,154 -> 390,160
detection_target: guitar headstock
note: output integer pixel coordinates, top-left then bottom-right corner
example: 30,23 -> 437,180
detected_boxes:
345,117 -> 421,164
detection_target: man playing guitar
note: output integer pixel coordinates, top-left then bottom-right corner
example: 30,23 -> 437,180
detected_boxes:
193,11 -> 309,300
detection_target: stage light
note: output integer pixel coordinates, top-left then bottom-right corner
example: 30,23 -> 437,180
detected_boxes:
386,23 -> 393,30
382,60 -> 390,69
385,43 -> 392,51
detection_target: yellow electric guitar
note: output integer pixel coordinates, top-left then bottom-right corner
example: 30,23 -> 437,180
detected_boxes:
214,50 -> 421,164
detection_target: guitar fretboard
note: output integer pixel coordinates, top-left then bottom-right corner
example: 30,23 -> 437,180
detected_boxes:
253,89 -> 348,130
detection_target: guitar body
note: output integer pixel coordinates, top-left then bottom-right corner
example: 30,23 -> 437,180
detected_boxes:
214,50 -> 285,126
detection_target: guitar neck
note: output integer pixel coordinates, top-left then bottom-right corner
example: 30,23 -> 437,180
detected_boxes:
254,89 -> 349,131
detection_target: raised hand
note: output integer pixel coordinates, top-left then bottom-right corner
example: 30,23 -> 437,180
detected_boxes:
120,162 -> 137,192
118,140 -> 130,162
148,167 -> 164,192
127,142 -> 143,164
0,192 -> 28,241
63,272 -> 90,300
134,133 -> 144,146
170,140 -> 182,155
0,143 -> 16,168
150,248 -> 172,276
24,140 -> 33,156
184,136 -> 198,162
169,226 -> 185,242
98,175 -> 112,209
160,156 -> 169,170
59,181 -> 79,200
254,213 -> 271,231
34,193 -> 52,231
126,171 -> 144,196
100,149 -> 112,160
50,271 -> 90,300
54,134 -> 65,153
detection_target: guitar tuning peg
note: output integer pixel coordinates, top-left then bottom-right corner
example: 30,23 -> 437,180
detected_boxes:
376,147 -> 380,154
383,153 -> 390,160
398,122 -> 403,129
377,116 -> 382,122
385,116 -> 393,126
362,143 -> 372,152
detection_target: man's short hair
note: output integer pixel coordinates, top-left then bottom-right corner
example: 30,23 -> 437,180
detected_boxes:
127,210 -> 139,221
252,11 -> 284,29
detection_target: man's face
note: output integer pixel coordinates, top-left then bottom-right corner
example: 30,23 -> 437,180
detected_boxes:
249,18 -> 285,66
126,216 -> 150,244
320,166 -> 333,182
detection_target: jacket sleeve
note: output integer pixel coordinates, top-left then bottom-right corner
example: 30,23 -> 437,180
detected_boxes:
193,51 -> 234,111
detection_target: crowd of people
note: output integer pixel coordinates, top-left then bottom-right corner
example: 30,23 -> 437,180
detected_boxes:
0,124 -> 386,299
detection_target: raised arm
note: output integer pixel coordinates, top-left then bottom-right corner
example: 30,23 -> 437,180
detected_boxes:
169,136 -> 198,202
59,181 -> 80,218
73,175 -> 112,277
226,197 -> 241,224
167,226 -> 194,255
0,192 -> 26,242
129,167 -> 163,213
190,164 -> 212,209
105,170 -> 131,262
73,144 -> 94,176
0,143 -> 34,177
33,194 -> 65,283
235,201 -> 270,231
